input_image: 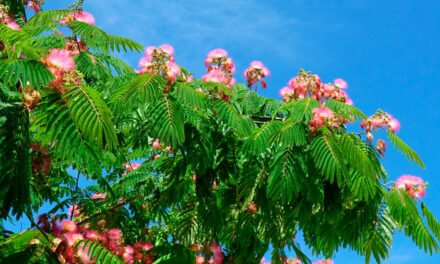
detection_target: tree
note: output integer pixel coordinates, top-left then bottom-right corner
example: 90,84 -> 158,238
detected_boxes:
0,1 -> 438,264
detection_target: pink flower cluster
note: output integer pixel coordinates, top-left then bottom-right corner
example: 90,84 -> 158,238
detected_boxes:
0,8 -> 21,30
23,0 -> 42,13
202,49 -> 236,101
37,215 -> 155,263
360,110 -> 400,143
138,44 -> 181,82
40,48 -> 78,92
395,175 -> 426,199
122,162 -> 141,177
279,71 -> 352,105
64,11 -> 96,25
309,106 -> 348,132
243,61 -> 270,90
189,242 -> 224,264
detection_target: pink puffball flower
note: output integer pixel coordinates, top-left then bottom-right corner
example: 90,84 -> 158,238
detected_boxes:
144,46 -> 157,57
60,219 -> 77,233
131,163 -> 141,170
63,232 -> 83,246
73,11 -> 95,25
312,106 -> 334,120
395,175 -> 426,199
153,138 -> 160,150
45,49 -> 75,71
334,78 -> 348,89
279,86 -> 294,97
143,242 -> 154,251
138,56 -> 153,68
202,69 -> 226,83
205,48 -> 228,66
77,244 -> 92,264
91,192 -> 107,200
196,256 -> 205,264
27,1 -> 41,13
388,118 -> 400,133
159,44 -> 175,56
123,245 -> 134,263
166,61 -> 181,82
108,228 -> 122,243
6,21 -> 21,30
249,61 -> 271,76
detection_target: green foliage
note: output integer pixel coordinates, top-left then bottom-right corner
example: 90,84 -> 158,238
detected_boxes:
0,3 -> 438,264
387,131 -> 425,168
69,21 -> 143,54
0,59 -> 54,89
75,240 -> 123,264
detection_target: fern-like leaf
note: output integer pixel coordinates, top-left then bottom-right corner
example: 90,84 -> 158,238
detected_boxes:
148,95 -> 185,147
75,240 -> 123,264
387,132 -> 425,168
310,135 -> 348,185
63,84 -> 118,150
0,59 -> 54,89
267,146 -> 305,203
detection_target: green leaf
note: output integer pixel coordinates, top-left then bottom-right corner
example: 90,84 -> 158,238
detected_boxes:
148,95 -> 185,147
310,134 -> 348,185
64,84 -> 118,150
0,59 -> 54,89
174,82 -> 205,109
387,132 -> 425,168
267,146 -> 305,203
214,100 -> 255,138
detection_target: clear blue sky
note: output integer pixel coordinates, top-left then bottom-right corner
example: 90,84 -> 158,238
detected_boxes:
7,0 -> 440,263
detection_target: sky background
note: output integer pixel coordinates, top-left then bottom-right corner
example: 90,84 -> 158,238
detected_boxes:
5,0 -> 440,263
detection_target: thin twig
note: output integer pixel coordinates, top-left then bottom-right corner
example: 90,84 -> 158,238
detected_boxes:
25,211 -> 55,247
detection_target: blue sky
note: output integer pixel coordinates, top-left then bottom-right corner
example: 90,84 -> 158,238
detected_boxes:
6,0 -> 440,263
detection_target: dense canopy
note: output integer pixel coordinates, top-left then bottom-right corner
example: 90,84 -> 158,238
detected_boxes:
0,1 -> 438,264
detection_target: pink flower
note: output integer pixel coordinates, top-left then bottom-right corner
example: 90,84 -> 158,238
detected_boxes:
123,245 -> 134,263
63,232 -> 83,246
334,78 -> 347,89
131,163 -> 141,170
250,61 -> 271,76
206,49 -> 228,64
138,56 -> 153,68
322,84 -> 336,97
108,228 -> 122,242
388,118 -> 400,133
313,74 -> 321,86
166,61 -> 181,82
6,21 -> 21,30
159,44 -> 175,56
77,244 -> 92,264
202,69 -> 227,83
143,242 -> 154,251
144,46 -> 157,57
312,106 -> 334,119
73,12 -> 95,25
279,86 -> 294,97
45,49 -> 75,71
60,219 -> 77,233
27,1 -> 41,13
196,256 -> 205,264
153,138 -> 160,150
91,192 -> 107,200
395,175 -> 426,199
